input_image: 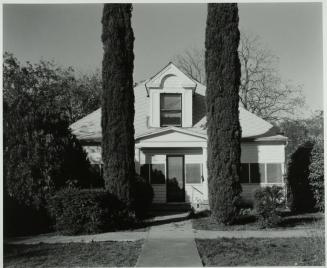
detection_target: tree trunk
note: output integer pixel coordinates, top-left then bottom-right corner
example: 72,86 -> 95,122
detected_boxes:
101,4 -> 135,206
205,3 -> 242,224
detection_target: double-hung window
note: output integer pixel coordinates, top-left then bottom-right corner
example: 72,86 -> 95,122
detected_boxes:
240,162 -> 283,183
160,93 -> 182,126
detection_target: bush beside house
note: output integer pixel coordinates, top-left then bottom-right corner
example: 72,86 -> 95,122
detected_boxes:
254,186 -> 285,228
286,139 -> 324,213
4,192 -> 52,236
48,188 -> 136,235
132,175 -> 154,219
49,175 -> 153,235
286,141 -> 316,213
308,138 -> 324,212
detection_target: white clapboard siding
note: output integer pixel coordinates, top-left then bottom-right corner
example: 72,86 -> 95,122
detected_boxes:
152,185 -> 166,203
241,144 -> 285,163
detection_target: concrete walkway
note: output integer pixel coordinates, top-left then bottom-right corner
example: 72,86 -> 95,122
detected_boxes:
194,228 -> 324,239
6,231 -> 148,245
136,219 -> 203,267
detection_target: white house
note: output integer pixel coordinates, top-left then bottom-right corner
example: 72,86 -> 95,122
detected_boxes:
70,62 -> 287,207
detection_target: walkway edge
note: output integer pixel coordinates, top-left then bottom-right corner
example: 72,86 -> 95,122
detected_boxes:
5,231 -> 148,245
194,228 -> 324,239
135,228 -> 151,267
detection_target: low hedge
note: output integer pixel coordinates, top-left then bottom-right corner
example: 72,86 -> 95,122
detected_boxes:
4,192 -> 52,237
48,188 -> 136,235
254,186 -> 285,228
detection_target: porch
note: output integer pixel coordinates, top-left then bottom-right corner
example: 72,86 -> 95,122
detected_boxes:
135,147 -> 209,207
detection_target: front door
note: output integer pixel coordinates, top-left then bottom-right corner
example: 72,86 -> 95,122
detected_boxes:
166,155 -> 185,202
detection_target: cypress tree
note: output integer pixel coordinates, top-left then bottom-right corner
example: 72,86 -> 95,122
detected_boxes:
205,3 -> 242,224
101,4 -> 135,206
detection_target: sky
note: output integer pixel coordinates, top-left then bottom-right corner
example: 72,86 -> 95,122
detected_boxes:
3,3 -> 323,116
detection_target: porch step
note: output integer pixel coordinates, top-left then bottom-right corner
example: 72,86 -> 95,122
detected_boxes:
150,203 -> 192,212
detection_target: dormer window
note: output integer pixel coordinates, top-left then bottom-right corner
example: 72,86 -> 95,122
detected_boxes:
160,93 -> 182,126
146,63 -> 196,128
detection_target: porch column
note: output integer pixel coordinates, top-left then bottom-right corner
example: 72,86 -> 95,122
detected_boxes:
135,147 -> 141,174
202,146 -> 209,203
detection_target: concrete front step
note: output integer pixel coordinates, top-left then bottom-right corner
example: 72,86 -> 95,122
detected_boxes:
150,203 -> 192,212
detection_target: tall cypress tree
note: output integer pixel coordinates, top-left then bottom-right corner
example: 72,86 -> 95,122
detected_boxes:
205,3 -> 242,224
101,4 -> 135,206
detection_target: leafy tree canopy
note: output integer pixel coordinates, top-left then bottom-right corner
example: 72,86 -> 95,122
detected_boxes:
278,110 -> 323,158
3,52 -> 99,209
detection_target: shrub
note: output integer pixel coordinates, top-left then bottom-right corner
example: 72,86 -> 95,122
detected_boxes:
4,192 -> 52,237
308,138 -> 324,211
3,53 -> 97,210
131,175 -> 153,219
48,188 -> 136,235
286,141 -> 316,213
254,186 -> 285,228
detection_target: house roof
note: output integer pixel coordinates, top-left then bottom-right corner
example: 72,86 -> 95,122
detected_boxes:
145,62 -> 197,93
70,65 -> 287,144
135,126 -> 207,141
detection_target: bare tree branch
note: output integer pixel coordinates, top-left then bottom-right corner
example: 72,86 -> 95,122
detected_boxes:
171,32 -> 305,123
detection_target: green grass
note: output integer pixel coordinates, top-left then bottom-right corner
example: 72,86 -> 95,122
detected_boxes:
192,212 -> 324,231
196,236 -> 325,266
4,240 -> 143,267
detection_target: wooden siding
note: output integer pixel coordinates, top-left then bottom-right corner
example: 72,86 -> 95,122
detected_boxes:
183,90 -> 193,127
152,185 -> 166,203
241,144 -> 285,163
150,91 -> 160,127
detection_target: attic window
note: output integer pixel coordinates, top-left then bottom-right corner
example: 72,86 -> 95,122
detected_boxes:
160,93 -> 182,126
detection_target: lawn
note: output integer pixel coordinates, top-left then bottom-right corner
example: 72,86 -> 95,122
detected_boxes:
192,211 -> 325,231
4,240 -> 143,267
196,236 -> 325,266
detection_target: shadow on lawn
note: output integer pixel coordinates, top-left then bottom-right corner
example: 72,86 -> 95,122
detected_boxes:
191,208 -> 324,231
143,210 -> 192,227
4,243 -> 49,260
279,216 -> 324,228
190,209 -> 257,225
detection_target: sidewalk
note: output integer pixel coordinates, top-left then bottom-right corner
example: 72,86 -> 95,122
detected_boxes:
136,219 -> 203,267
194,228 -> 324,239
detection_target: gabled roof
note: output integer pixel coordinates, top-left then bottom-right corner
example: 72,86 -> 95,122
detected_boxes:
70,64 -> 287,144
135,126 -> 207,141
145,62 -> 197,94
